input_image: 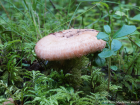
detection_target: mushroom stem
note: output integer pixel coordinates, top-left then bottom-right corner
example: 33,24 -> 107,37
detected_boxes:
45,56 -> 89,89
59,60 -> 65,66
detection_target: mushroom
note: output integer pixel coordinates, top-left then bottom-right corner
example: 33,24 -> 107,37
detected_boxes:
35,29 -> 106,61
35,29 -> 106,88
3,98 -> 14,105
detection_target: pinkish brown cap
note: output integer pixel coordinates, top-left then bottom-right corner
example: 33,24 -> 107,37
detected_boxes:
35,29 -> 106,61
3,98 -> 14,105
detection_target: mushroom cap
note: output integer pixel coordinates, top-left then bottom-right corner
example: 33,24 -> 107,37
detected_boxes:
35,29 -> 106,61
3,98 -> 14,105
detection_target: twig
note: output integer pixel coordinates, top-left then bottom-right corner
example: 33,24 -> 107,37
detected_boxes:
122,36 -> 140,78
127,36 -> 140,48
0,1 -> 10,20
49,0 -> 64,17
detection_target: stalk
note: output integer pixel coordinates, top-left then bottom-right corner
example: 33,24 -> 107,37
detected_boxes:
108,37 -> 112,92
108,57 -> 111,91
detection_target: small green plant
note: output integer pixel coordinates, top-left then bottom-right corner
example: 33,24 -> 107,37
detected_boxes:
97,24 -> 137,90
0,80 -> 21,105
0,40 -> 26,85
